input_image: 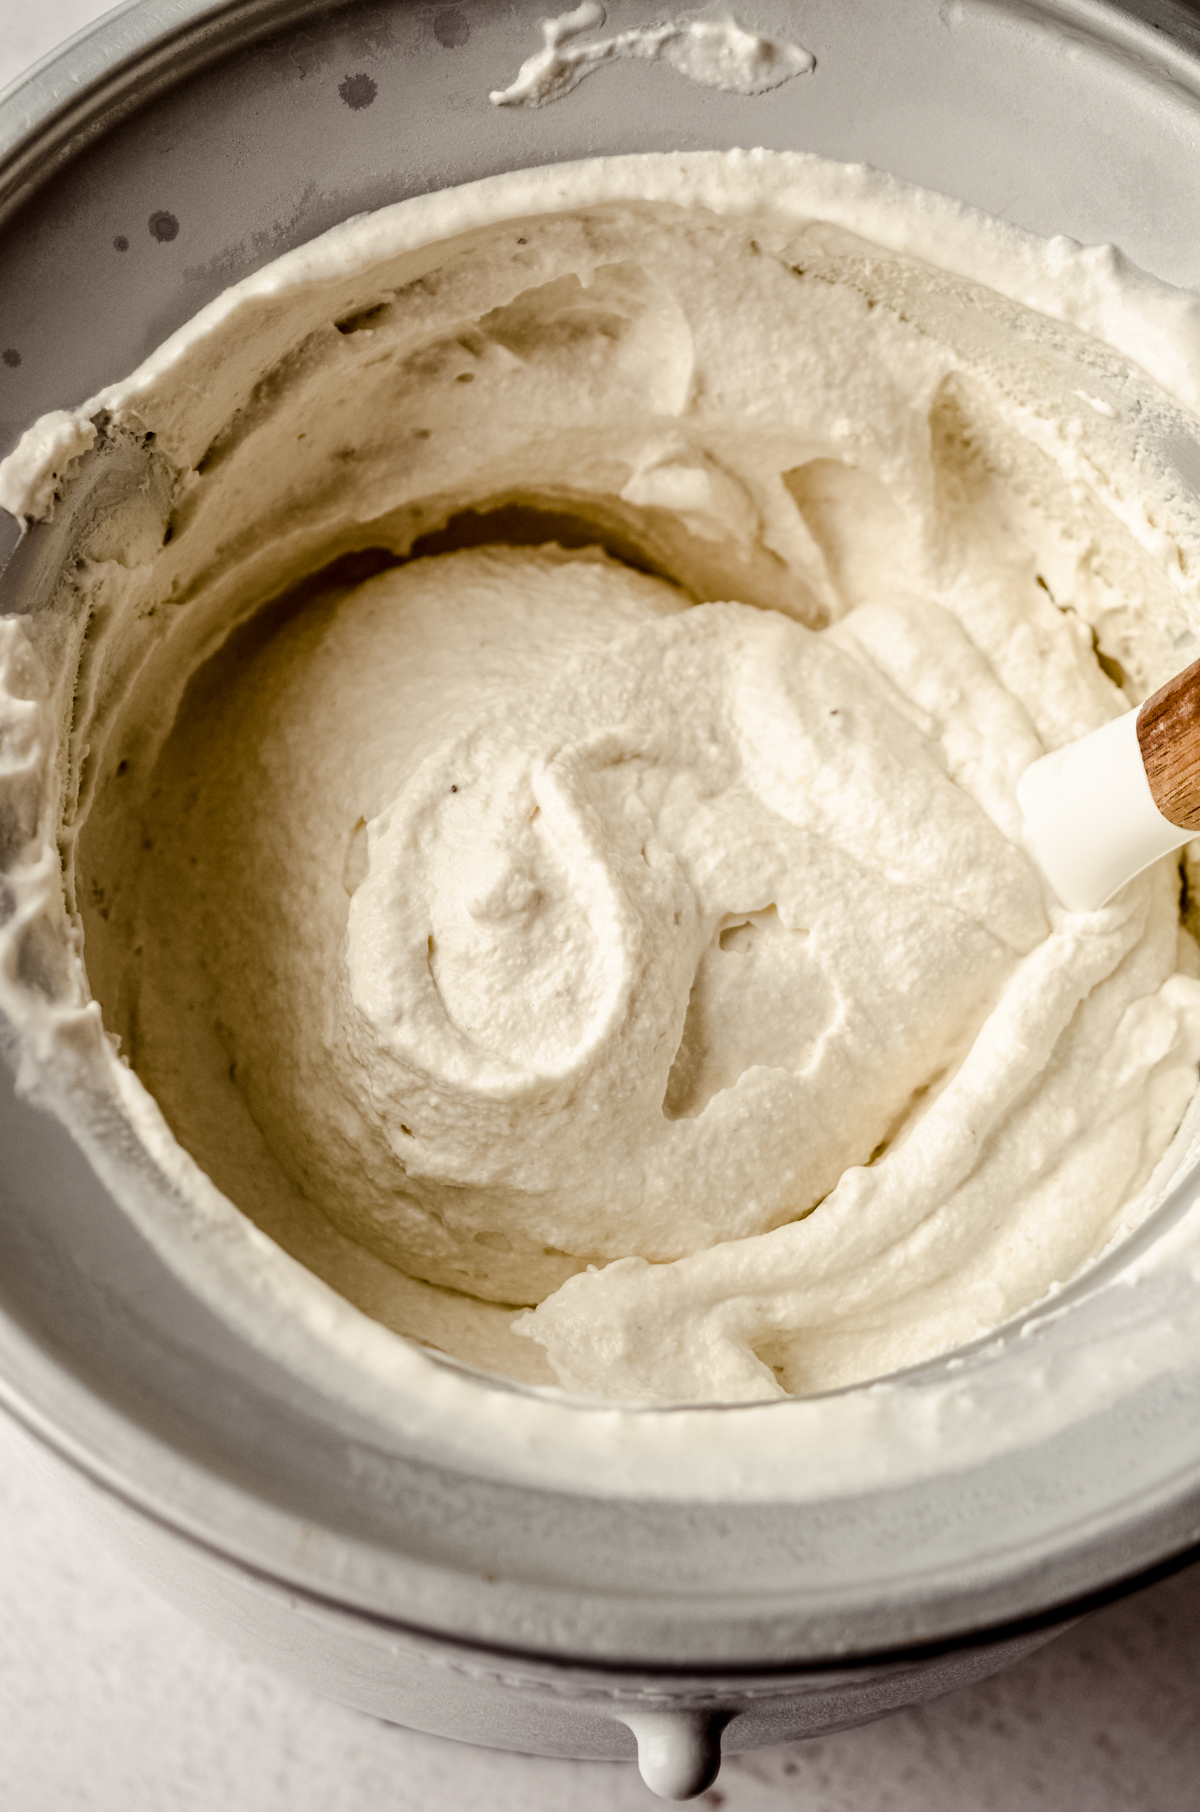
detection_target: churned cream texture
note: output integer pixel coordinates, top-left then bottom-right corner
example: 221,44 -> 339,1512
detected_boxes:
35,160 -> 1200,1403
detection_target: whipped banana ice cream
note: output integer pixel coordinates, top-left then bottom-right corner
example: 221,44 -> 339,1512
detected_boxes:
5,151 -> 1200,1406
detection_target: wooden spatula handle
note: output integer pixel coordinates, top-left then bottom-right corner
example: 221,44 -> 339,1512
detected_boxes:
1137,655 -> 1200,832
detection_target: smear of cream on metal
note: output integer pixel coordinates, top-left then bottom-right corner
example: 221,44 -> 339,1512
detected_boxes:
489,3 -> 815,107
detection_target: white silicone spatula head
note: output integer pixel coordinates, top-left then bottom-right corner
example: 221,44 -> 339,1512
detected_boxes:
1017,657 -> 1200,912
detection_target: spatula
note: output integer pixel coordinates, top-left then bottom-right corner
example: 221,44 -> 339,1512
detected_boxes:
1017,658 -> 1200,912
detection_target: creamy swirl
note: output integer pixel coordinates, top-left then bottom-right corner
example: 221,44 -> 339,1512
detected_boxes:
341,565 -> 1047,1285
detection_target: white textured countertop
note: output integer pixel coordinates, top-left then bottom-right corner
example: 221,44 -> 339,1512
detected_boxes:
3,5 -> 1200,1807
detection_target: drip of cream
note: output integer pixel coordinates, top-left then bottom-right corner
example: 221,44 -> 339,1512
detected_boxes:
488,3 -> 815,108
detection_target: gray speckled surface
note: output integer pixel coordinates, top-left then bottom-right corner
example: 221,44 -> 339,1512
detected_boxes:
2,5 -> 1199,1806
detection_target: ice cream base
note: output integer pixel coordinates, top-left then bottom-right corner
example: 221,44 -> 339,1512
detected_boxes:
5,151 -> 1200,1408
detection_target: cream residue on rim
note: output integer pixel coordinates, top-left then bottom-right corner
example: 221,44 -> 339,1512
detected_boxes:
4,150 -> 1200,1417
488,3 -> 815,108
